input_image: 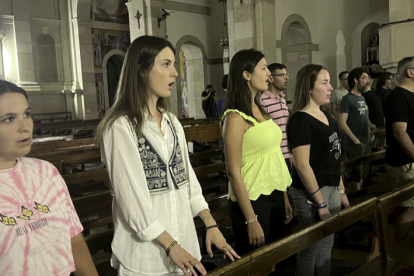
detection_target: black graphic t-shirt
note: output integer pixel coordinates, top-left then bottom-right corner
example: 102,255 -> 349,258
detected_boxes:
288,111 -> 342,190
385,86 -> 414,166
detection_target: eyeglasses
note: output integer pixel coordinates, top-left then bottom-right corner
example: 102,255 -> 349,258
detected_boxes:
271,73 -> 289,78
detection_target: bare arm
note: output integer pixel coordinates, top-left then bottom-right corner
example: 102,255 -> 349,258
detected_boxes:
223,113 -> 256,221
393,122 -> 414,161
71,233 -> 98,276
292,145 -> 326,204
223,112 -> 265,246
339,113 -> 360,144
330,103 -> 338,120
292,145 -> 331,219
202,92 -> 211,101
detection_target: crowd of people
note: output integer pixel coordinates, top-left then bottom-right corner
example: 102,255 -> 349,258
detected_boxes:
1,35 -> 414,276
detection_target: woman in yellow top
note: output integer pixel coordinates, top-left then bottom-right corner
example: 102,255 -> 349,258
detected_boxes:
221,49 -> 293,255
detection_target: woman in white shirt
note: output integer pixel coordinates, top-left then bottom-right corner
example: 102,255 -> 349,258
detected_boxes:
96,35 -> 239,276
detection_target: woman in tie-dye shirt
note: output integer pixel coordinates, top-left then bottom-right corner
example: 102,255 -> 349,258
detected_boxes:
0,80 -> 98,276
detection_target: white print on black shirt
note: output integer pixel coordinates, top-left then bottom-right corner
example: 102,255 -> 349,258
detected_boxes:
358,101 -> 368,115
329,132 -> 341,160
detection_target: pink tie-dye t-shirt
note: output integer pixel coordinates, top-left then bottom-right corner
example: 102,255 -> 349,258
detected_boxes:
0,157 -> 83,276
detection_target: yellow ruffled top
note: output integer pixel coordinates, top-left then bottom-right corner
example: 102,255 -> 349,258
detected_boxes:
221,109 -> 292,201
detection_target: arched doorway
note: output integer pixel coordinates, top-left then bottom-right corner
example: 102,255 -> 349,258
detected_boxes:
180,43 -> 205,118
106,55 -> 123,107
281,16 -> 313,101
100,50 -> 126,111
175,36 -> 208,118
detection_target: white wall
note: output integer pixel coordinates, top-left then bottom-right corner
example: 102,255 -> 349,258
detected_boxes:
166,0 -> 225,117
274,0 -> 388,88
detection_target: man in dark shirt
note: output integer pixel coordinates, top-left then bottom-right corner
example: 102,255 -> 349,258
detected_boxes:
340,67 -> 373,192
363,79 -> 385,151
201,84 -> 217,118
384,56 -> 414,243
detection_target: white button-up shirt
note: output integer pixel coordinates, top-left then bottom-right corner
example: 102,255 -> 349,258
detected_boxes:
101,113 -> 209,275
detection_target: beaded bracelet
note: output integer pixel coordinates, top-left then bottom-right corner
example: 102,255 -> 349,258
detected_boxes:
245,215 -> 258,225
165,240 -> 178,257
206,224 -> 219,231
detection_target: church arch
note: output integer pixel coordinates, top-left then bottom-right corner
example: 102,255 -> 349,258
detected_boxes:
175,35 -> 208,118
280,15 -> 316,101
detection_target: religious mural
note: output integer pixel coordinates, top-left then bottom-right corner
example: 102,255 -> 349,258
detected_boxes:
179,50 -> 189,118
92,28 -> 130,68
91,0 -> 129,24
95,73 -> 105,116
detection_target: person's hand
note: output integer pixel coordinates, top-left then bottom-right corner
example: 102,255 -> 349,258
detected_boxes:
205,227 -> 240,261
169,244 -> 207,276
247,220 -> 265,247
341,194 -> 350,209
371,133 -> 375,142
354,139 -> 361,145
364,76 -> 373,92
284,193 -> 293,224
317,207 -> 331,221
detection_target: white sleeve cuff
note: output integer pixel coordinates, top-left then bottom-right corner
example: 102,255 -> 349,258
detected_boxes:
137,219 -> 166,242
190,194 -> 209,217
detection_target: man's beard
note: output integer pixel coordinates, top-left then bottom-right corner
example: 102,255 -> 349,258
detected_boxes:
356,83 -> 365,93
274,83 -> 287,91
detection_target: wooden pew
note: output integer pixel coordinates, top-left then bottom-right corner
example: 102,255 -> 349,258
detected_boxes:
63,168 -> 109,198
207,198 -> 379,276
375,180 -> 414,260
181,118 -> 220,126
72,190 -> 113,233
32,111 -> 72,123
184,124 -> 222,143
30,137 -> 97,154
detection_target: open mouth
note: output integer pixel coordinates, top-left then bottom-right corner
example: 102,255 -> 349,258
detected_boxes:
18,138 -> 30,143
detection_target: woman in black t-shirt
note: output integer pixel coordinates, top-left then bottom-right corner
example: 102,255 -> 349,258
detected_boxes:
287,64 -> 350,276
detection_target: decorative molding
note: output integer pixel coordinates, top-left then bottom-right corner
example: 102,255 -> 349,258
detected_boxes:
206,58 -> 224,65
151,1 -> 210,15
30,17 -> 61,24
0,15 -> 14,25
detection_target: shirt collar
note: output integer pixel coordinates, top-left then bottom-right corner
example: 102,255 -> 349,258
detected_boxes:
264,90 -> 285,99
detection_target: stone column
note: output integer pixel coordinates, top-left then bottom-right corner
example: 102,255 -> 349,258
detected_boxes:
71,18 -> 97,119
0,30 -> 5,79
227,0 -> 276,61
126,0 -> 147,41
379,0 -> 414,72
12,0 -> 39,90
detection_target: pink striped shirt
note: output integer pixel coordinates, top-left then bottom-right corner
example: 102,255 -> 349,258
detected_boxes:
260,91 -> 292,159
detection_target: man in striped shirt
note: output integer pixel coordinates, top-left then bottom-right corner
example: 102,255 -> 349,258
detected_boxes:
260,63 -> 294,173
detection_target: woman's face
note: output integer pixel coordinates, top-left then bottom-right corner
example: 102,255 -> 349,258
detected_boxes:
245,57 -> 271,94
310,69 -> 333,106
384,75 -> 394,90
147,47 -> 178,99
0,93 -> 33,162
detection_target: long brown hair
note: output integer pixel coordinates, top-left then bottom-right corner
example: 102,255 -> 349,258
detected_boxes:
95,36 -> 175,145
290,64 -> 326,118
221,49 -> 270,126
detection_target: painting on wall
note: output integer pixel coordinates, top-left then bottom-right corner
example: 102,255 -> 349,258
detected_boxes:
180,50 -> 189,118
92,28 -> 130,67
95,73 -> 105,116
92,0 -> 129,24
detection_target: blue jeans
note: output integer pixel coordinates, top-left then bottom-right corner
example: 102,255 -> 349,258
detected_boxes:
291,186 -> 341,276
